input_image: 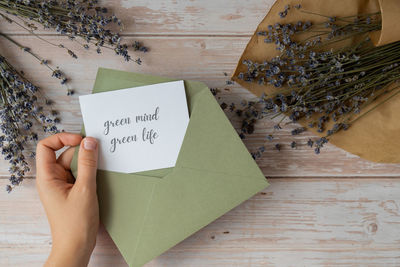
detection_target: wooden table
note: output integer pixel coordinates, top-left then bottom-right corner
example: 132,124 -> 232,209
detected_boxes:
1,1 -> 400,266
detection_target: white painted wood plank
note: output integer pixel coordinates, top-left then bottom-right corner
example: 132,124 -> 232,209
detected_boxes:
1,1 -> 399,267
0,35 -> 399,178
0,0 -> 275,35
1,179 -> 400,266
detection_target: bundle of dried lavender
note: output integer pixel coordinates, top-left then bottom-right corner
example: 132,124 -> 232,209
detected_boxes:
0,0 -> 149,97
233,6 -> 400,158
0,55 -> 59,192
0,0 -> 147,63
0,1 -> 150,192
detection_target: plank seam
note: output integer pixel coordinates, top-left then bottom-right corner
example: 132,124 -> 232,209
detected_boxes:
1,33 -> 253,38
0,176 -> 400,180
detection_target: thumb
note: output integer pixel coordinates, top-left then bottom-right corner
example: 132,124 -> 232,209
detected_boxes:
76,137 -> 99,189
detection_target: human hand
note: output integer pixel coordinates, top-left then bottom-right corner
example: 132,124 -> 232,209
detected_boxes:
36,133 -> 99,267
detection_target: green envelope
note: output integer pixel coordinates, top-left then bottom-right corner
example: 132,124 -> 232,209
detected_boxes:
71,68 -> 268,267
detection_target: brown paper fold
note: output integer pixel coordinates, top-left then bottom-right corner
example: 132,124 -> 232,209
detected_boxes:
370,0 -> 400,46
233,0 -> 400,163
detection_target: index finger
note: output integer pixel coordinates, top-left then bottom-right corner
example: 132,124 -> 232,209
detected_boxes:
36,133 -> 82,166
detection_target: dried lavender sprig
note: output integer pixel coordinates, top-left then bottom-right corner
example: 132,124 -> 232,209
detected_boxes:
0,0 -> 147,63
0,12 -> 80,61
0,31 -> 74,95
0,55 -> 60,192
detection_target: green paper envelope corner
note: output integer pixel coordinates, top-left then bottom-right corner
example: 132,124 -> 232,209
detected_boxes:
71,68 -> 269,267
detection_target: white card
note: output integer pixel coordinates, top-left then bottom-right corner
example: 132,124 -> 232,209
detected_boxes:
79,81 -> 189,173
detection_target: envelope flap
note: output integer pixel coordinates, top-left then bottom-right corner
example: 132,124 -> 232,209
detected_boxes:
176,88 -> 264,179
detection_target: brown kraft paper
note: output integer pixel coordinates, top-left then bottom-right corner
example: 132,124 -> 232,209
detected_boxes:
232,0 -> 400,163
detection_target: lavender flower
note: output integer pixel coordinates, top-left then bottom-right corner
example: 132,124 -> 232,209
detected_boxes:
275,143 -> 282,151
291,141 -> 297,149
0,55 -> 59,192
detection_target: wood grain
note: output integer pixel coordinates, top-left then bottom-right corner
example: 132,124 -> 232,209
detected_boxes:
1,0 -> 400,266
0,35 -> 399,178
0,0 -> 274,35
2,179 -> 400,267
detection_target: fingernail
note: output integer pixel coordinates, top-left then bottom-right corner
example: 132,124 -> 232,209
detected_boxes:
83,138 -> 97,151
